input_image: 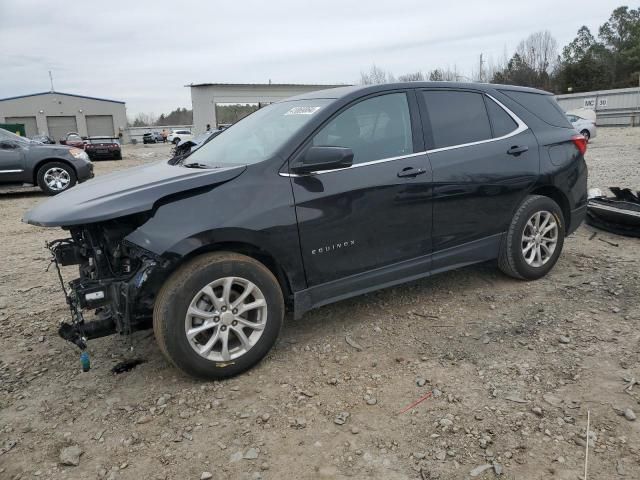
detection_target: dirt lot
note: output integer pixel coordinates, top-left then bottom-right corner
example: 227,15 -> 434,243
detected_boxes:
1,130 -> 639,480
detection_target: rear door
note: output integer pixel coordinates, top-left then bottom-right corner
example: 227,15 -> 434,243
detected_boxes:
290,90 -> 432,287
417,89 -> 539,253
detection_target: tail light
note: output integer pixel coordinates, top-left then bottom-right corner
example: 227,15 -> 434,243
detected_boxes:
571,134 -> 587,155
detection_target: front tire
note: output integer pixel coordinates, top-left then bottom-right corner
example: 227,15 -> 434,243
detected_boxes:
580,129 -> 590,141
172,138 -> 180,145
36,162 -> 77,195
498,195 -> 565,280
153,252 -> 284,379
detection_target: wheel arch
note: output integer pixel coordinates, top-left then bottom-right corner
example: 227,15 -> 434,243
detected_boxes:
167,240 -> 295,310
529,185 -> 571,233
32,157 -> 77,185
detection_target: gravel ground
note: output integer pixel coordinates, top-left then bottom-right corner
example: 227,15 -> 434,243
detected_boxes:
1,129 -> 639,480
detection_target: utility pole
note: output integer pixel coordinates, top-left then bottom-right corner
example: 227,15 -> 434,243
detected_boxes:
48,70 -> 54,92
478,53 -> 484,83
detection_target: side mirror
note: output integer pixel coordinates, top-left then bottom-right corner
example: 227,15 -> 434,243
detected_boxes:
292,146 -> 354,174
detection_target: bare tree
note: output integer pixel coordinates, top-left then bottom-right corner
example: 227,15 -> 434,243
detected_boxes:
398,71 -> 425,82
515,30 -> 558,74
360,64 -> 395,84
428,67 -> 459,81
129,112 -> 158,127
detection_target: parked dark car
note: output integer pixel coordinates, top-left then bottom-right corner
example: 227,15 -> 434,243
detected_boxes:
30,134 -> 56,144
59,132 -> 86,149
24,82 -> 587,379
84,137 -> 122,160
1,127 -> 93,195
142,132 -> 163,144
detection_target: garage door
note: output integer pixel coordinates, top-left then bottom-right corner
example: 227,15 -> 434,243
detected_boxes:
5,116 -> 38,138
86,115 -> 114,137
46,116 -> 78,143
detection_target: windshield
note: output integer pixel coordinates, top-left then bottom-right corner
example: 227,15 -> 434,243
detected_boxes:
0,128 -> 31,144
183,99 -> 332,167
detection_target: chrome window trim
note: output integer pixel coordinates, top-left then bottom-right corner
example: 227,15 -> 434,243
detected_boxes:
280,151 -> 428,177
280,92 -> 529,177
425,94 -> 528,154
0,169 -> 23,173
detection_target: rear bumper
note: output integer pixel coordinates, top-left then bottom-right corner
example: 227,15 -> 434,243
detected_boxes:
87,150 -> 121,160
568,205 -> 587,235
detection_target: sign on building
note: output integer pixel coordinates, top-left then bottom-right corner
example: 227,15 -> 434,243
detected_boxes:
598,98 -> 608,107
583,98 -> 596,108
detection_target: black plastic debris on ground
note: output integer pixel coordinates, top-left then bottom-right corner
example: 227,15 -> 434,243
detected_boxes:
112,359 -> 146,374
586,187 -> 640,238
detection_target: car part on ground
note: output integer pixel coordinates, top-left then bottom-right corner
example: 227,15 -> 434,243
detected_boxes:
0,127 -> 93,194
587,187 -> 640,237
24,82 -> 587,379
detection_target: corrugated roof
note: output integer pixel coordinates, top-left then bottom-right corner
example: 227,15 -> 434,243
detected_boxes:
0,91 -> 125,104
187,82 -> 348,88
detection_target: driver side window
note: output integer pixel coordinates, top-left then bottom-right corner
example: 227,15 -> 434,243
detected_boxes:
312,93 -> 413,164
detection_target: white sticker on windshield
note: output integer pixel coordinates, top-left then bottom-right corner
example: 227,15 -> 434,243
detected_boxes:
284,106 -> 322,115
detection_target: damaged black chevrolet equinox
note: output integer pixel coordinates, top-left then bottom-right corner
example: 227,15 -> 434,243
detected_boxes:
24,83 -> 588,379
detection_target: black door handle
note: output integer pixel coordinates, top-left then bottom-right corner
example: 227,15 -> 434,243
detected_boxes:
397,167 -> 426,178
507,145 -> 529,156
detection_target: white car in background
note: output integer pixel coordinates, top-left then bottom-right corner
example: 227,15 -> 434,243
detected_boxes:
566,114 -> 597,142
167,129 -> 193,145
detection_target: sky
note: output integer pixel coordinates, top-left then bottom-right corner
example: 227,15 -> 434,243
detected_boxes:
0,0 -> 625,118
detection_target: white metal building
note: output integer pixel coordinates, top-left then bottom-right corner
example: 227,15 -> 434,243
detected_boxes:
555,86 -> 640,126
189,83 -> 346,134
0,91 -> 128,141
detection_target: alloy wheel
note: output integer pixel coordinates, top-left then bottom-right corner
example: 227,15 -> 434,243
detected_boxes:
44,167 -> 71,191
184,277 -> 267,361
521,211 -> 558,268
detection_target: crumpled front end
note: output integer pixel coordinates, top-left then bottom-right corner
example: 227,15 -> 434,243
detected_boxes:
49,215 -> 172,349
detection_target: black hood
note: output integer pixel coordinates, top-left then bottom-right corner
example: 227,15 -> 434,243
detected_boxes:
23,161 -> 246,227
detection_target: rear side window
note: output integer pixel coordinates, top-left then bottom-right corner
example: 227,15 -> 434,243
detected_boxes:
484,97 -> 518,137
421,91 -> 492,149
312,92 -> 413,164
500,90 -> 572,128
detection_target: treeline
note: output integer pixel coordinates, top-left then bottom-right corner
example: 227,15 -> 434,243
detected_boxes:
128,107 -> 192,127
129,104 -> 259,127
361,5 -> 640,94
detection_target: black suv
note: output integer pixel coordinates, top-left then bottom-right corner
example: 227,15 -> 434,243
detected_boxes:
24,82 -> 588,379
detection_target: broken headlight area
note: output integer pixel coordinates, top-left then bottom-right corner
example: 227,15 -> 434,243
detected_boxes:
48,216 -> 169,350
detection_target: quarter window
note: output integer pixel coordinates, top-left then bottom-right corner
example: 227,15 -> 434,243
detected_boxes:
312,93 -> 413,164
421,91 -> 492,149
484,96 -> 518,137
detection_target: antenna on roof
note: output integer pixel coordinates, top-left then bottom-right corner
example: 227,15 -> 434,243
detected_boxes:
49,71 -> 55,92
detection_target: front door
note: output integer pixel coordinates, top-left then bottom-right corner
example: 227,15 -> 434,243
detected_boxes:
290,91 -> 432,287
0,141 -> 26,183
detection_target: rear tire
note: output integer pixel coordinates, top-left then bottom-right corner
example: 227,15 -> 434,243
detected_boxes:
498,195 -> 565,280
153,252 -> 284,379
36,162 -> 77,195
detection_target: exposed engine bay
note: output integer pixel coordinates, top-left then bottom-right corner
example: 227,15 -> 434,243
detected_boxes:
48,214 -> 169,350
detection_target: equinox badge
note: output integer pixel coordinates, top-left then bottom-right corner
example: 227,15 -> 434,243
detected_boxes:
312,240 -> 356,255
